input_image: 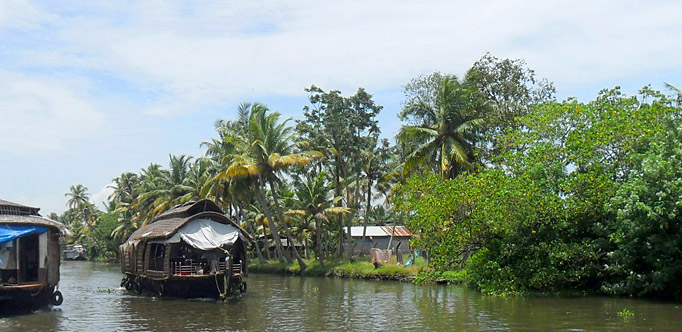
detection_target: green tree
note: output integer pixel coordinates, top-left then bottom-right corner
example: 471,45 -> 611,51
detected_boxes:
287,172 -> 350,265
398,76 -> 485,179
465,53 -> 555,161
298,86 -> 382,259
603,120 -> 682,298
221,103 -> 320,269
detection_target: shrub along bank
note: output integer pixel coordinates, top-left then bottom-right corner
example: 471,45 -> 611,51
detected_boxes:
250,257 -> 444,283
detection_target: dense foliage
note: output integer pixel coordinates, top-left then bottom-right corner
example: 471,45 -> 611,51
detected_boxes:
396,87 -> 682,297
53,54 -> 682,299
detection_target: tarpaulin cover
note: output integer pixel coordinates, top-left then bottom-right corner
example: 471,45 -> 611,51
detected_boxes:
0,224 -> 48,244
163,219 -> 239,250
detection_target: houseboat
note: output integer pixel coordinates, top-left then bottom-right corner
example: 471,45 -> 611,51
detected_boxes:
119,199 -> 251,299
63,244 -> 86,260
0,199 -> 68,309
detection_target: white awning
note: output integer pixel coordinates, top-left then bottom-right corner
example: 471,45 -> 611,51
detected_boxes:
163,218 -> 240,251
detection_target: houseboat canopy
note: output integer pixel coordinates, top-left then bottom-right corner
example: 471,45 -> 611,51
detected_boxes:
156,218 -> 242,250
0,224 -> 48,244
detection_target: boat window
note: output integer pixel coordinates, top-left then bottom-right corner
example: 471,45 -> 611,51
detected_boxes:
149,243 -> 166,271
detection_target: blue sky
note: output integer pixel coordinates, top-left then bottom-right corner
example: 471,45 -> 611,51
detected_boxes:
1,0 -> 681,214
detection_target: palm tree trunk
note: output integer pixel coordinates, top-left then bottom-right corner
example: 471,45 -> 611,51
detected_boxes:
241,205 -> 266,264
387,216 -> 398,250
267,176 -> 307,270
334,156 -> 345,258
360,177 -> 372,257
346,169 -> 361,261
255,180 -> 288,263
315,216 -> 325,267
262,221 -> 272,261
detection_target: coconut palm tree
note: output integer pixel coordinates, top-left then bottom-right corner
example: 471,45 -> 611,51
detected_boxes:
220,103 -> 322,270
65,184 -> 97,232
398,77 -> 485,179
65,184 -> 90,212
287,172 -> 350,266
109,172 -> 140,241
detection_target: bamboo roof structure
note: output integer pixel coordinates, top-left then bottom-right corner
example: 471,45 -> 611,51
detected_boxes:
126,199 -> 252,243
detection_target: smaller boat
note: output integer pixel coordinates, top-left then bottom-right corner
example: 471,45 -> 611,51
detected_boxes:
63,244 -> 87,260
0,199 -> 69,309
119,199 -> 251,299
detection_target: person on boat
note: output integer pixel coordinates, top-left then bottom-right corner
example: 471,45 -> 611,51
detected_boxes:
201,250 -> 219,275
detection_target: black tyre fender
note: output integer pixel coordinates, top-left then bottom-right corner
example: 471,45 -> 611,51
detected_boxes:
120,278 -> 128,288
124,280 -> 133,290
134,282 -> 143,295
52,291 -> 64,306
239,282 -> 247,294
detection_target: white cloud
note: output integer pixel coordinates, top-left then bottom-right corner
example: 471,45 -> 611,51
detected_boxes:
0,70 -> 106,155
5,0 -> 680,117
91,183 -> 114,210
2,0 -> 681,215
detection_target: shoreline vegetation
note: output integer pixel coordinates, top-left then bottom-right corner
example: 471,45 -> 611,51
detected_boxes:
51,53 -> 682,300
249,257 -> 467,285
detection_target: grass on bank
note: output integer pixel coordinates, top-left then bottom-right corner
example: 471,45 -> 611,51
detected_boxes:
250,256 -> 466,285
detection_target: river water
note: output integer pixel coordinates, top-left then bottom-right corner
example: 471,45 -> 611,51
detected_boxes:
1,261 -> 682,331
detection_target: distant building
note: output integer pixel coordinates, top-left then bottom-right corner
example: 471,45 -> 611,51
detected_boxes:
346,226 -> 412,254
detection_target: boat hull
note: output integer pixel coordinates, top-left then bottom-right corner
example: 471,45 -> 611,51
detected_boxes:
123,274 -> 245,299
0,284 -> 56,311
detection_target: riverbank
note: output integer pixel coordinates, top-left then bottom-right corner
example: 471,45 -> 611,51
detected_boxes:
249,257 -> 467,285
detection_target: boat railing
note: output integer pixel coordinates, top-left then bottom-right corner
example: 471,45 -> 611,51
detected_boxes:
171,260 -> 232,276
231,263 -> 242,276
171,261 -> 207,276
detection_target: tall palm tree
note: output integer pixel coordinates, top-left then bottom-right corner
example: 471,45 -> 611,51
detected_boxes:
65,184 -> 95,229
65,185 -> 101,245
287,172 -> 350,266
665,83 -> 682,106
220,103 -> 321,270
109,172 -> 140,241
398,77 -> 485,179
65,184 -> 90,212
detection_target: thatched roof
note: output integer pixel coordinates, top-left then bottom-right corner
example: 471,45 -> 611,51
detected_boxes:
126,199 -> 251,243
153,199 -> 224,221
0,198 -> 69,236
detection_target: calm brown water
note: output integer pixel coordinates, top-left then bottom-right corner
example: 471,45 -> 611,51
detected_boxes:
1,261 -> 682,331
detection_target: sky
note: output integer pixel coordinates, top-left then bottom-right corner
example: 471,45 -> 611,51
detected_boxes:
1,0 -> 681,215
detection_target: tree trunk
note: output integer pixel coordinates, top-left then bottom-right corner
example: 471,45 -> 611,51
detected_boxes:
315,215 -> 325,267
262,220 -> 272,261
241,205 -> 266,264
255,179 -> 288,262
267,176 -> 307,270
387,216 -> 398,250
360,177 -> 372,257
345,186 -> 354,260
334,155 -> 345,258
346,168 -> 361,261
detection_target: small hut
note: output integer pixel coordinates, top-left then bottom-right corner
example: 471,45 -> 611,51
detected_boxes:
346,226 -> 413,254
0,199 -> 69,309
120,199 -> 251,299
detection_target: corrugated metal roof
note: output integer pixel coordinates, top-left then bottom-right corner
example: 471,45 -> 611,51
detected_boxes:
347,226 -> 412,237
